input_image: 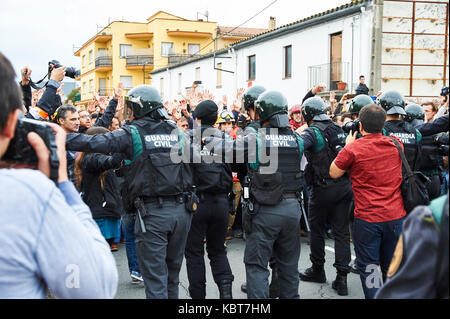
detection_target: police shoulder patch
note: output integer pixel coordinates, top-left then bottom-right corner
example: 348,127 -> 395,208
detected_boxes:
387,234 -> 404,278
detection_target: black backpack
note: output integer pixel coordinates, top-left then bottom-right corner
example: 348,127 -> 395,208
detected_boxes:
389,137 -> 430,213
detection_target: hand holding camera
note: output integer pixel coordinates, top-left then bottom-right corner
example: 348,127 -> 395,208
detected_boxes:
1,118 -> 66,183
50,66 -> 66,82
21,66 -> 32,85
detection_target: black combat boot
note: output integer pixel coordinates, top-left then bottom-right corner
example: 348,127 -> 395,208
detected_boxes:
332,273 -> 348,296
299,264 -> 326,283
218,280 -> 233,299
269,267 -> 280,299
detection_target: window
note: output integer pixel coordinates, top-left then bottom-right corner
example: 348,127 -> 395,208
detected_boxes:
284,45 -> 292,78
188,44 -> 200,56
82,82 -> 87,94
160,78 -> 164,98
97,48 -> 107,56
248,55 -> 256,81
120,76 -> 133,90
120,44 -> 132,58
161,42 -> 174,57
178,73 -> 182,94
195,67 -> 201,81
217,62 -> 222,88
89,50 -> 93,64
82,55 -> 86,67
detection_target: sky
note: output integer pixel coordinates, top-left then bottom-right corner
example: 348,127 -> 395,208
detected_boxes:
0,0 -> 350,84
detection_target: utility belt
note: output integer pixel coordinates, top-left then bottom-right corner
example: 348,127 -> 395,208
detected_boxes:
134,190 -> 199,234
197,191 -> 229,202
311,176 -> 349,188
141,194 -> 186,206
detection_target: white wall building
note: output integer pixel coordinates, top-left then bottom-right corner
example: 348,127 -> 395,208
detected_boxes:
152,0 -> 449,106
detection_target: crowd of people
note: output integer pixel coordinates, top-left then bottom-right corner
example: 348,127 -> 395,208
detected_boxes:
0,50 -> 448,300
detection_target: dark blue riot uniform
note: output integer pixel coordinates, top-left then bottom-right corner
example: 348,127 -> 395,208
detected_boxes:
298,97 -> 352,296
66,86 -> 195,299
184,101 -> 234,299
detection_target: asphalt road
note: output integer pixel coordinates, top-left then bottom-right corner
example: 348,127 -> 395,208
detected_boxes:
113,235 -> 364,299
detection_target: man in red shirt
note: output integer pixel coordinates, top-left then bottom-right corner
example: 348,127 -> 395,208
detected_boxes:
329,104 -> 406,299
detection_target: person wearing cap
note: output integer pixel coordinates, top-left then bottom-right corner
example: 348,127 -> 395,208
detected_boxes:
298,97 -> 353,296
185,100 -> 235,299
378,90 -> 423,172
289,105 -> 304,130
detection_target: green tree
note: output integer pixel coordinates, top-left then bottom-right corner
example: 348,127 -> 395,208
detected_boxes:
66,88 -> 80,104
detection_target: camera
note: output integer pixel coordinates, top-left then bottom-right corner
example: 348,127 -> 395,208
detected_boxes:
342,118 -> 360,134
441,86 -> 449,103
48,60 -> 80,79
2,117 -> 59,181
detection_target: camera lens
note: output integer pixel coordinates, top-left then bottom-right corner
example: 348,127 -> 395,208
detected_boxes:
65,67 -> 80,79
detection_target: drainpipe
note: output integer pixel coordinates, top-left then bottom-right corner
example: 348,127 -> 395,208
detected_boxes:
351,17 -> 355,93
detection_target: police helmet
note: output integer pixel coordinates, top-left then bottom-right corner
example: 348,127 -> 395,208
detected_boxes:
216,109 -> 235,124
243,86 -> 266,111
302,97 -> 329,123
348,94 -> 374,115
255,90 -> 288,123
405,103 -> 425,123
377,90 -> 406,115
125,85 -> 163,118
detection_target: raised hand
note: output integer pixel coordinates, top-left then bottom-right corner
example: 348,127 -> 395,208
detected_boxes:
21,66 -> 32,85
114,82 -> 124,99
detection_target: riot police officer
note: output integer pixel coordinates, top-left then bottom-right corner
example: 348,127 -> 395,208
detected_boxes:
348,94 -> 374,120
210,90 -> 304,298
242,85 -> 266,134
184,100 -> 234,299
243,90 -> 304,299
65,85 -> 194,299
405,104 -> 447,200
299,97 -> 353,296
239,86 -> 283,298
378,90 -> 422,172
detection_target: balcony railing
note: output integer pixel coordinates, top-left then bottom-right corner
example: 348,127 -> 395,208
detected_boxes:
98,88 -> 114,97
126,55 -> 154,66
95,56 -> 112,68
168,54 -> 198,66
307,61 -> 350,91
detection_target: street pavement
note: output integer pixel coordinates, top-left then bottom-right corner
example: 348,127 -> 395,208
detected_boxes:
114,235 -> 364,299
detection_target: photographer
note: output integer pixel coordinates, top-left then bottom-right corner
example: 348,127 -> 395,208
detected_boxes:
330,104 -> 406,299
19,66 -> 32,112
0,52 -> 118,298
27,66 -> 66,121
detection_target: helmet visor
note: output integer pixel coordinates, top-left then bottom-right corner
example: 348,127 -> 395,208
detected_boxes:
124,95 -> 144,110
387,106 -> 407,115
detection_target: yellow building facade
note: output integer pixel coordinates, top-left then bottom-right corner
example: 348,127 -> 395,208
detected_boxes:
75,11 -> 265,105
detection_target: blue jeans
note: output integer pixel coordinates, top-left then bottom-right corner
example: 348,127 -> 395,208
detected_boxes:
353,218 -> 404,299
441,170 -> 449,196
121,214 -> 140,274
